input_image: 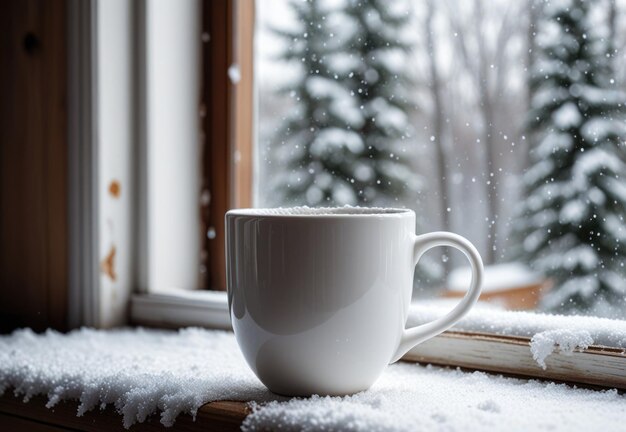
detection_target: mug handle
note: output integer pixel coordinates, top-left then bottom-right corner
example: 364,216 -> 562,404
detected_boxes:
390,231 -> 484,363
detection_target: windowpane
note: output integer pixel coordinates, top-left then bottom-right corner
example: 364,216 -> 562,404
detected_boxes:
255,0 -> 626,319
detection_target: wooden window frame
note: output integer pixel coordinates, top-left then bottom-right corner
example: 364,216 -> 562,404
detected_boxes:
203,0 -> 254,292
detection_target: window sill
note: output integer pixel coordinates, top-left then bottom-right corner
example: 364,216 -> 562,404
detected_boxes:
0,392 -> 248,432
131,290 -> 232,329
131,292 -> 626,390
3,322 -> 624,430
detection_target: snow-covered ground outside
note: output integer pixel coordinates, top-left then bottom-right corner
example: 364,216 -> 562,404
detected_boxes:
1,327 -> 625,431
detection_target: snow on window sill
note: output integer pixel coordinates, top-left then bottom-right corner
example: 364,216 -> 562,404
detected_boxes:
407,299 -> 625,366
3,327 -> 624,430
131,291 -> 626,389
408,300 -> 626,350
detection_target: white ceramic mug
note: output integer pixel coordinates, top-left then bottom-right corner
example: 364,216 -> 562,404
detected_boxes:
226,207 -> 483,396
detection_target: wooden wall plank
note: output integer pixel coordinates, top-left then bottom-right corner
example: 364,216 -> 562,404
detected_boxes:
0,0 -> 68,332
202,0 -> 255,291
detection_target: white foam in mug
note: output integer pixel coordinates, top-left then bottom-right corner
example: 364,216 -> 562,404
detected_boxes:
226,206 -> 483,396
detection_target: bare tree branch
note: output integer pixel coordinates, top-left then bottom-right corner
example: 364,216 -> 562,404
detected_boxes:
425,0 -> 452,273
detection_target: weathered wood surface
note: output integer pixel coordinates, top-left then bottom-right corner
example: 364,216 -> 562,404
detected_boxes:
0,393 -> 249,431
406,331 -> 626,390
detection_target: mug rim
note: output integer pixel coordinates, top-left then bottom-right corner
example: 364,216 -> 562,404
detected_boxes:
226,206 -> 414,218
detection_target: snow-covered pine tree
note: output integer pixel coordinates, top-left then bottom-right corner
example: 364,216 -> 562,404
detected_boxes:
271,0 -> 419,206
515,0 -> 626,315
334,0 -> 419,205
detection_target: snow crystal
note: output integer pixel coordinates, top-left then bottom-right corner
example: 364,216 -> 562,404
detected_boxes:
530,329 -> 594,369
2,326 -> 626,431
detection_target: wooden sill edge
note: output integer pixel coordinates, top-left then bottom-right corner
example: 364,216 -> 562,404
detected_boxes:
406,331 -> 626,390
0,393 -> 248,432
441,330 -> 626,356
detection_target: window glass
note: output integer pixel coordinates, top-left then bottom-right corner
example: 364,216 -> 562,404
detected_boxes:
255,0 -> 626,319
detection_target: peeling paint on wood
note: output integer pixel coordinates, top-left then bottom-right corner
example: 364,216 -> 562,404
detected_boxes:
100,246 -> 117,281
108,180 -> 121,198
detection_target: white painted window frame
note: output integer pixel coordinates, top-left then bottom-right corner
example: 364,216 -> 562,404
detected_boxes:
68,0 -> 137,328
68,0 -> 626,390
68,0 -> 203,328
138,0 -> 202,295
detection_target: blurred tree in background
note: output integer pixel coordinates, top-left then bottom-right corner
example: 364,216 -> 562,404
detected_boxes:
514,0 -> 626,315
270,0 -> 419,207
